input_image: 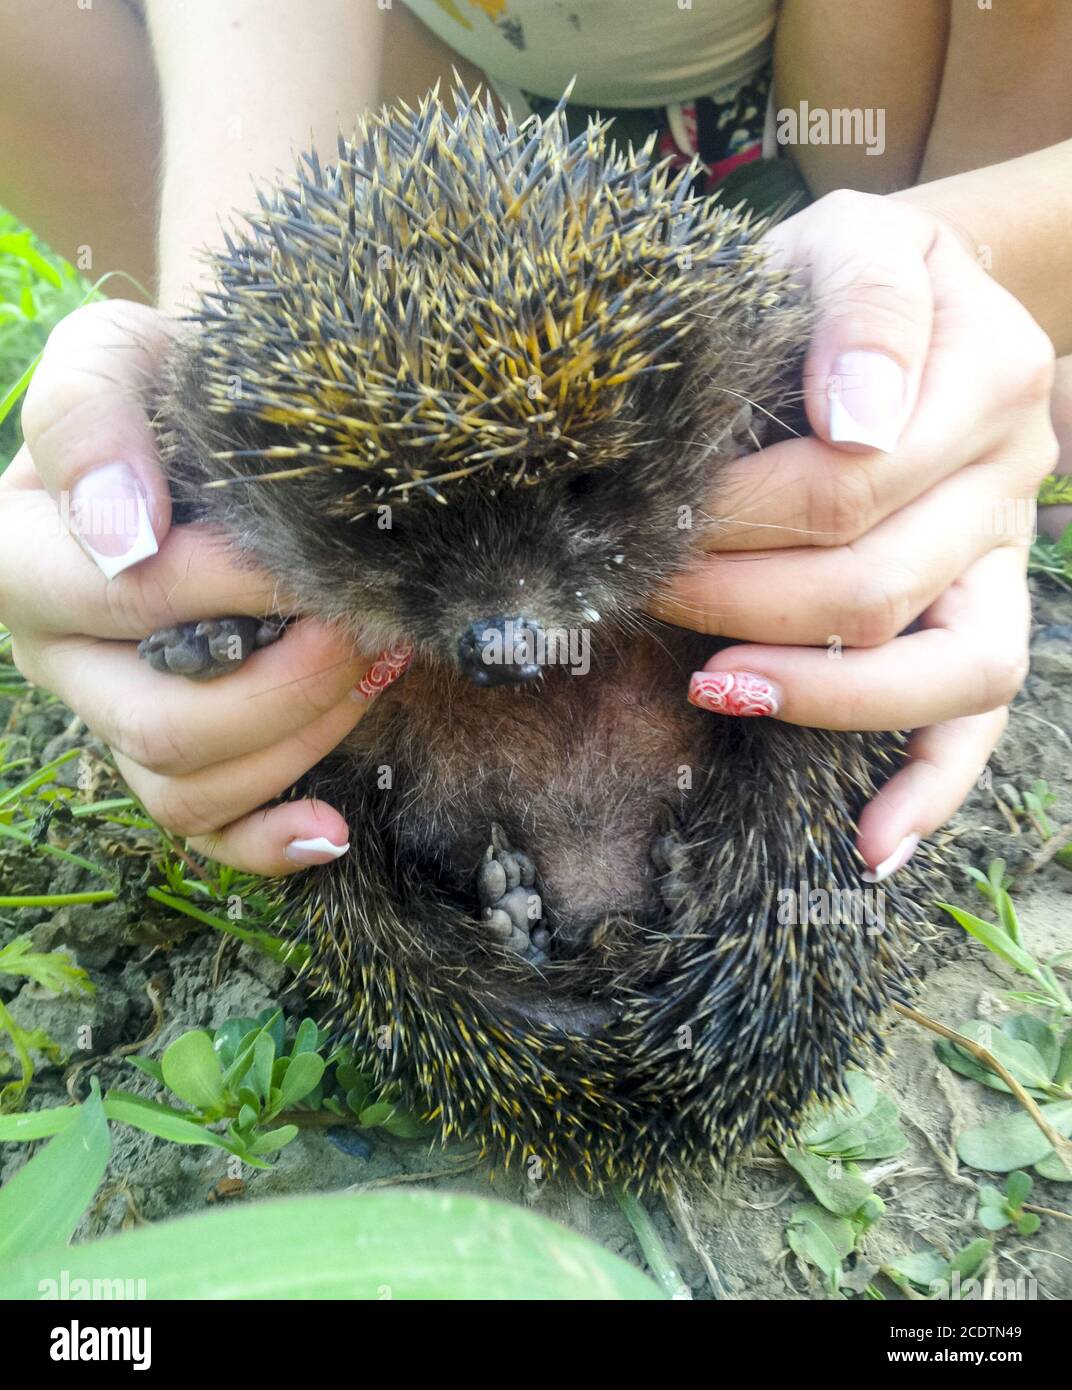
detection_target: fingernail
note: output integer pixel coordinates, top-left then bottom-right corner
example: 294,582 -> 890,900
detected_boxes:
353,644 -> 413,701
688,670 -> 780,717
826,351 -> 907,453
285,836 -> 350,865
67,462 -> 158,579
861,832 -> 920,883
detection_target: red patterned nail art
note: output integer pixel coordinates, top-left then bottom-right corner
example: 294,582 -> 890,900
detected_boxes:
688,670 -> 779,717
354,644 -> 413,700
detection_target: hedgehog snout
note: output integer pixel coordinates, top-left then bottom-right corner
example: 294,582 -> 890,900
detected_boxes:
457,616 -> 544,687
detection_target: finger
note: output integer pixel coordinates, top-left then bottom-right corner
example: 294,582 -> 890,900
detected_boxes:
686,546 -> 1031,729
0,485 -> 281,636
112,682 -> 377,841
856,708 -> 1009,878
20,300 -> 175,576
765,193 -> 934,452
16,619 -> 371,775
653,440 -> 1048,646
187,798 -> 353,876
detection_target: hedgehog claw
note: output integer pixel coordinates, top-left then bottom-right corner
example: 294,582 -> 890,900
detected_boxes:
138,616 -> 285,680
478,829 -> 545,962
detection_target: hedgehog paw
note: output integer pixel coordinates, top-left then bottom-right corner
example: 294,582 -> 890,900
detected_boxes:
477,826 -> 548,962
651,827 -> 690,914
138,617 -> 284,681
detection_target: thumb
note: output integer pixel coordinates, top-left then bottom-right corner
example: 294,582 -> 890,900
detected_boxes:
764,192 -> 935,454
21,299 -> 175,578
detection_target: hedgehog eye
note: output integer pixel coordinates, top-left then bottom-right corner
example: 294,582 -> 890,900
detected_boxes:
566,472 -> 599,498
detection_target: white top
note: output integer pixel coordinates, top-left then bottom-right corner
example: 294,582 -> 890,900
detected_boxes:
400,0 -> 777,110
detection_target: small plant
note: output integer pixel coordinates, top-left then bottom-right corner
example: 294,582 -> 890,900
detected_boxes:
885,1238 -> 992,1299
1029,477 -> 1072,590
781,1073 -> 906,1294
939,859 -> 1071,1015
0,934 -> 92,1109
977,1170 -> 1041,1236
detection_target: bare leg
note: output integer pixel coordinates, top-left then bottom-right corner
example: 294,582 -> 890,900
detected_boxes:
0,0 -> 486,303
0,0 -> 161,297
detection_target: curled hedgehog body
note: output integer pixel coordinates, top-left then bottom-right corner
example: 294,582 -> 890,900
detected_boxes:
146,86 -> 925,1190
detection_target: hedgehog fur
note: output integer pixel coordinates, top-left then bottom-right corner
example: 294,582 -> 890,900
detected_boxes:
150,84 -> 930,1192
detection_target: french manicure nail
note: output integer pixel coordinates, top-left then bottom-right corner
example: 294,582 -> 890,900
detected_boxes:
861,832 -> 920,883
688,670 -> 780,717
285,836 -> 350,865
353,644 -> 413,700
826,351 -> 907,453
67,462 -> 158,579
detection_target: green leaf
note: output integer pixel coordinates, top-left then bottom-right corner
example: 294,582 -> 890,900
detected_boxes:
358,1101 -> 395,1128
937,903 -> 1043,978
1017,1213 -> 1041,1236
978,1207 -> 1011,1231
0,1106 -> 80,1142
1005,1169 -> 1032,1208
276,1052 -> 326,1111
787,1216 -> 842,1290
161,1030 -> 227,1111
887,1250 -> 947,1289
0,232 -> 63,288
248,1125 -> 298,1156
800,1072 -> 878,1148
1003,1017 -> 1059,1080
1055,1031 -> 1072,1090
292,1019 -> 321,1055
0,1086 -> 110,1260
947,1238 -> 991,1281
249,1032 -> 276,1105
125,1056 -> 165,1086
782,1147 -> 875,1219
0,935 -> 92,994
0,1190 -> 664,1300
1033,1150 -> 1072,1182
957,1101 -> 1072,1171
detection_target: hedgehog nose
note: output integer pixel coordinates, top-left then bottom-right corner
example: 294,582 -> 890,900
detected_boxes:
458,616 -> 543,687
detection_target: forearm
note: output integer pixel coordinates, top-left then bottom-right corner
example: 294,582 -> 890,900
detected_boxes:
146,0 -> 395,312
893,140 -> 1072,357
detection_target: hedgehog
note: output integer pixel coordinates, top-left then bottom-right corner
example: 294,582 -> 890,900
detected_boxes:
139,84 -> 927,1191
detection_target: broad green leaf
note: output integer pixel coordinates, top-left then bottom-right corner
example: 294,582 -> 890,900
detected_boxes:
1033,1150 -> 1072,1182
276,1052 -> 326,1111
292,1019 -> 320,1055
248,1125 -> 298,1156
799,1072 -> 878,1147
0,1191 -> 664,1300
161,1031 -> 226,1111
1017,1213 -> 1041,1236
782,1147 -> 874,1219
1003,1017 -> 1059,1079
957,1101 -> 1072,1171
787,1217 -> 841,1290
887,1250 -> 947,1288
0,1087 -> 110,1260
790,1203 -> 855,1258
978,1207 -> 1011,1231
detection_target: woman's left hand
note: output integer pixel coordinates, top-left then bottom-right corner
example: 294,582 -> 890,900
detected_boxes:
652,190 -> 1057,880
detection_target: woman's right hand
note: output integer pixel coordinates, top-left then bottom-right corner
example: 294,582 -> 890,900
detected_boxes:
0,299 -> 375,874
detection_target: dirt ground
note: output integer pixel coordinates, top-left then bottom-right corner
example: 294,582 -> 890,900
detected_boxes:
1,578 -> 1070,1300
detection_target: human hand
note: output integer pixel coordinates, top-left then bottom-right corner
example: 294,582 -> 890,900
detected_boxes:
653,190 -> 1057,878
1,299 -> 384,875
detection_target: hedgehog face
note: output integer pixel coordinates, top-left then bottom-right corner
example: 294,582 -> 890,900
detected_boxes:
158,88 -> 808,679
